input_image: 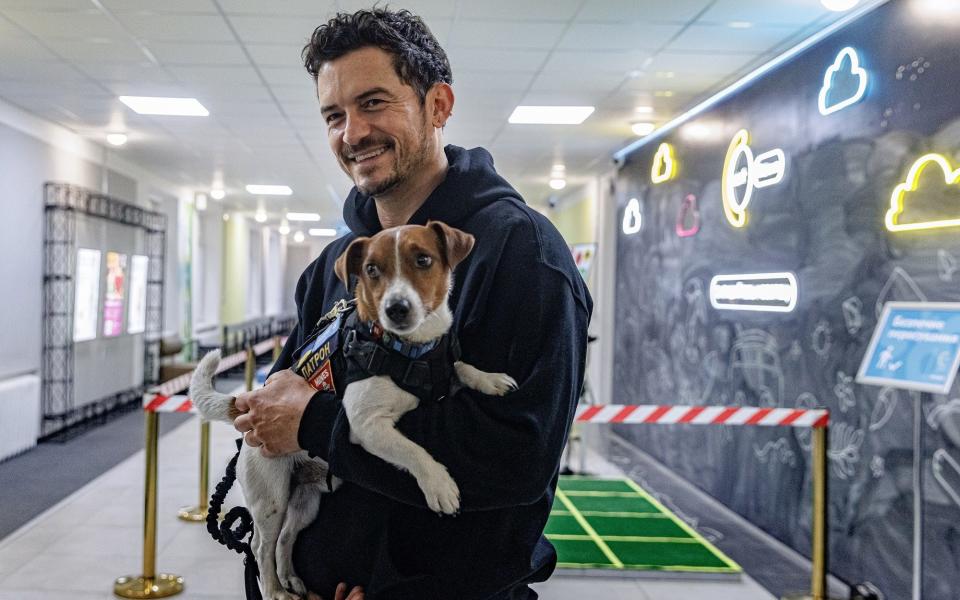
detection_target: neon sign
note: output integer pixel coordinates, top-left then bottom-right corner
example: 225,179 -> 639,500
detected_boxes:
622,197 -> 642,234
676,194 -> 700,237
818,47 -> 868,116
886,153 -> 960,232
651,142 -> 677,184
709,272 -> 798,313
721,129 -> 785,228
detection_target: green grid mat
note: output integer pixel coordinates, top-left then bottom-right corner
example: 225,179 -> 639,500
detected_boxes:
548,476 -> 741,574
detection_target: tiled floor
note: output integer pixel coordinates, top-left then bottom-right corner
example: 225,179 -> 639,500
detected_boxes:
0,415 -> 774,600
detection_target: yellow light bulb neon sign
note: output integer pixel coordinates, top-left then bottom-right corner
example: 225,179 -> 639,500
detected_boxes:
651,142 -> 677,184
720,129 -> 785,228
886,153 -> 960,232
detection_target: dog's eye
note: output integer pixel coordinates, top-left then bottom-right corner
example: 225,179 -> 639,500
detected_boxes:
365,264 -> 380,278
416,254 -> 433,268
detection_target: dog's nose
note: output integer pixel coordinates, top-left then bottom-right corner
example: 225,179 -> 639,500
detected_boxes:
385,298 -> 411,324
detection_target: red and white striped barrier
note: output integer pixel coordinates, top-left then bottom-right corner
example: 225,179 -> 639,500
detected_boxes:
144,337 -> 286,412
575,404 -> 829,428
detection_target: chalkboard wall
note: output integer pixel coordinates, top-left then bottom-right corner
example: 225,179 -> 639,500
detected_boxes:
611,2 -> 960,597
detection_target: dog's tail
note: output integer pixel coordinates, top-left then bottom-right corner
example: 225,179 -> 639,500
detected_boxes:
189,350 -> 240,423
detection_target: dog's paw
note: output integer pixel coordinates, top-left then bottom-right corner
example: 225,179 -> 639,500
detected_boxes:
419,464 -> 460,515
281,575 -> 307,598
479,372 -> 518,396
266,589 -> 300,600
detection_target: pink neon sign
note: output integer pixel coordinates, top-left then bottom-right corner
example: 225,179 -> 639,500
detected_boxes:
676,194 -> 701,237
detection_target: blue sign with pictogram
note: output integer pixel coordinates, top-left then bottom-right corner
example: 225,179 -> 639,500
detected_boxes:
857,302 -> 960,394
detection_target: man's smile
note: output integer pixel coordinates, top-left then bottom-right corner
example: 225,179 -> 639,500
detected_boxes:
348,146 -> 390,163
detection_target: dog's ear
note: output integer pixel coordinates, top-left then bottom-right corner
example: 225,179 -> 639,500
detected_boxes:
428,221 -> 475,269
334,237 -> 368,290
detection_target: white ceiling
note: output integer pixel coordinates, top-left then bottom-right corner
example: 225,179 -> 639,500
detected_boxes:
0,0 -> 858,225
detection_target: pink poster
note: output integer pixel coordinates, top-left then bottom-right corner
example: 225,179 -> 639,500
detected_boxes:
102,251 -> 127,337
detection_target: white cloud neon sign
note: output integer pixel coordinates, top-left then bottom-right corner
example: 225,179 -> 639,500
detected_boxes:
622,197 -> 642,234
818,47 -> 868,116
709,272 -> 798,313
721,129 -> 786,228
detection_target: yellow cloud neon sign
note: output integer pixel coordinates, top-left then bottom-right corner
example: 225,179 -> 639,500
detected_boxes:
886,153 -> 960,232
651,142 -> 677,184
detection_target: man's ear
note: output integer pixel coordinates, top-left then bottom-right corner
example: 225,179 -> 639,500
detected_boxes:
428,221 -> 474,269
334,237 -> 368,289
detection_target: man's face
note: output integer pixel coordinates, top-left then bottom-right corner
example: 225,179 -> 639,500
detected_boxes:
317,46 -> 434,197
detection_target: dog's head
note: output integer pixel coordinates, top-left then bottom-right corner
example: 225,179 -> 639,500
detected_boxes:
334,221 -> 474,342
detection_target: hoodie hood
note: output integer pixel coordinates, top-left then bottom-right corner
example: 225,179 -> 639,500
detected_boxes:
342,145 -> 523,236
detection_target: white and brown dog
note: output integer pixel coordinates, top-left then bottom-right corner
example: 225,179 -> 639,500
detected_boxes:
190,221 -> 516,600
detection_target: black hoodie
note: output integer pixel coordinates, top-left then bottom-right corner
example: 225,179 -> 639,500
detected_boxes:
273,145 -> 593,600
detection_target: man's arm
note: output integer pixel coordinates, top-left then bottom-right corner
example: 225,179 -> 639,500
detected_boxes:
298,224 -> 591,510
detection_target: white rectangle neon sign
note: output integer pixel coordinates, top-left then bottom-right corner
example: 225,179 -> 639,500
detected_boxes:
709,272 -> 798,313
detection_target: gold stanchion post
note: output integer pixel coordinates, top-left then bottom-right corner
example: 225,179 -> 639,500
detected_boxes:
245,344 -> 255,392
115,411 -> 184,598
273,335 -> 282,362
811,425 -> 828,600
783,423 -> 830,600
176,420 -> 210,522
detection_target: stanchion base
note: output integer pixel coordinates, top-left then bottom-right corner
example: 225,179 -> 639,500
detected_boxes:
114,574 -> 184,598
177,505 -> 206,522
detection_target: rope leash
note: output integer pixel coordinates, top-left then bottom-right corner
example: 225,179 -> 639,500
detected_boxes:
207,441 -> 263,600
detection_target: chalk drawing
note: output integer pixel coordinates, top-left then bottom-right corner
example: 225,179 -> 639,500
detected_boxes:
842,296 -> 863,335
939,249 -> 958,282
834,371 -> 857,413
812,319 -> 833,359
933,449 -> 960,510
875,266 -> 926,318
754,438 -> 798,467
869,387 -> 899,432
729,328 -> 785,408
828,423 -> 864,480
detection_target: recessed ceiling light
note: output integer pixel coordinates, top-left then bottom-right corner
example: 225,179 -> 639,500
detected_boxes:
118,96 -> 209,116
728,21 -> 753,28
210,188 -> 225,200
631,122 -> 656,136
655,90 -> 674,97
821,0 -> 859,10
549,178 -> 567,190
309,228 -> 338,237
508,106 -> 595,125
106,132 -> 127,146
246,184 -> 292,196
223,213 -> 230,222
293,231 -> 305,243
278,220 -> 290,236
635,106 -> 654,114
254,209 -> 267,223
286,212 -> 321,221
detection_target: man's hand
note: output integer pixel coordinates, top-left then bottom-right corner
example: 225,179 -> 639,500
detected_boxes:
232,369 -> 315,457
307,583 -> 364,600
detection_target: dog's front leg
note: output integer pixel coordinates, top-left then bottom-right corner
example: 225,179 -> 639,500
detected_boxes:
454,361 -> 518,396
239,449 -> 297,600
344,376 -> 460,514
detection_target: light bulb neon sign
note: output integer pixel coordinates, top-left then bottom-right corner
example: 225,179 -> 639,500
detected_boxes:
622,197 -> 642,234
721,129 -> 786,228
709,272 -> 798,313
651,143 -> 677,184
886,153 -> 960,232
818,47 -> 868,116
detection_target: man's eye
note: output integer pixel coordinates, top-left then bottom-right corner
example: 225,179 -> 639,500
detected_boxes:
415,255 -> 432,268
326,113 -> 341,124
365,264 -> 381,278
363,99 -> 383,109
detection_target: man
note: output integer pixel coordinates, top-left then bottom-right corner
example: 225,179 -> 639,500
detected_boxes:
233,8 -> 592,600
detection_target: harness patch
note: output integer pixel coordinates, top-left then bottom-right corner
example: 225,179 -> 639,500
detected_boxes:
294,314 -> 341,394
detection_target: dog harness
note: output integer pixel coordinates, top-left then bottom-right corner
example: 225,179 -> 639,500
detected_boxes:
292,298 -> 464,403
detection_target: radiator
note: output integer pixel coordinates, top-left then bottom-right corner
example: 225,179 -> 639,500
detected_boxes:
0,374 -> 41,462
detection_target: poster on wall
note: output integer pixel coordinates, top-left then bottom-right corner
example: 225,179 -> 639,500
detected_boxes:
570,243 -> 597,282
102,251 -> 127,337
73,248 -> 101,342
127,255 -> 148,334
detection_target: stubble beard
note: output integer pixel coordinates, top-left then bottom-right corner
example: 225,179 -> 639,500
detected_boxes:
355,116 -> 433,198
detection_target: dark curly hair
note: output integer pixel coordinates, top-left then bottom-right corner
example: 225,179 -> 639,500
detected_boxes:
302,7 -> 453,104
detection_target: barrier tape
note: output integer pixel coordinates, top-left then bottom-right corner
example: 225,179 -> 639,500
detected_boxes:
575,404 -> 829,428
144,337 -> 286,412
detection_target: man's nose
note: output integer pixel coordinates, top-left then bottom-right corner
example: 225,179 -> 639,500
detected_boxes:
343,112 -> 371,147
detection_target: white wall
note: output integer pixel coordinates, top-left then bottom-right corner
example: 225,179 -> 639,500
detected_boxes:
192,205 -> 224,334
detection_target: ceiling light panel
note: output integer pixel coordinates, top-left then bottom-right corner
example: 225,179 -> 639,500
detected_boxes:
508,106 -> 595,125
119,96 -> 209,116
